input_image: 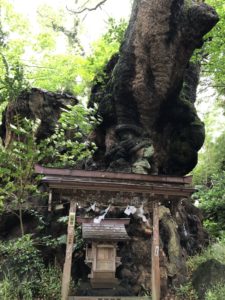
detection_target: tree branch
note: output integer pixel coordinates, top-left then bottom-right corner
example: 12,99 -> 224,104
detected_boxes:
66,0 -> 108,14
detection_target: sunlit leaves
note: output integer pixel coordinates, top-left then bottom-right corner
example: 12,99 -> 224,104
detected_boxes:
0,104 -> 99,229
203,0 -> 225,98
39,103 -> 99,167
193,103 -> 225,185
31,18 -> 127,98
29,54 -> 87,95
34,32 -> 57,52
0,1 -> 30,103
0,0 -> 29,36
195,172 -> 225,237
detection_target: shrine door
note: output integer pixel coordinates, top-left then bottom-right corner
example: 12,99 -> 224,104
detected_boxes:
96,246 -> 114,271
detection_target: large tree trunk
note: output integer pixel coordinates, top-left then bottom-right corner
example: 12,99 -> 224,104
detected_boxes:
89,0 -> 218,176
86,0 -> 218,297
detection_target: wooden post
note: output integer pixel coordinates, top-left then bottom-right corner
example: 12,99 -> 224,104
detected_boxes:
61,200 -> 77,300
48,189 -> 52,212
151,201 -> 160,300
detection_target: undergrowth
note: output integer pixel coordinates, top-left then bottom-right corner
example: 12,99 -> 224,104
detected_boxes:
175,236 -> 225,300
0,234 -> 62,299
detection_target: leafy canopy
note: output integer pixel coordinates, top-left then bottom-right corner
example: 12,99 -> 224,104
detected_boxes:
203,0 -> 225,102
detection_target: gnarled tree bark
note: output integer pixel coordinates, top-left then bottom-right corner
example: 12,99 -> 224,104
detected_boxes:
89,0 -> 218,176
86,0 -> 219,296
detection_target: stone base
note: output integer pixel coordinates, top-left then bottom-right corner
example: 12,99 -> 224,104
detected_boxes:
91,277 -> 119,289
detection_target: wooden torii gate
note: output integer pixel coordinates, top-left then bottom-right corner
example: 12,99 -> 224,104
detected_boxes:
35,165 -> 195,300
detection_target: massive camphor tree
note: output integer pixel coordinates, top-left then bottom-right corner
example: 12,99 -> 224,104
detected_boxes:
89,0 -> 218,176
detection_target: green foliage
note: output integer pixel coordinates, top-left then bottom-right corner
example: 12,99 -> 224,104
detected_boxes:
192,100 -> 225,239
0,118 -> 43,234
0,234 -> 62,299
187,237 -> 225,274
174,238 -> 225,299
0,55 -> 30,102
37,266 -> 62,300
205,282 -> 225,300
194,172 -> 225,237
40,103 -> 99,167
37,3 -> 81,51
32,18 -> 127,97
0,105 -> 98,234
190,0 -> 225,243
0,0 -> 29,36
102,17 -> 127,45
85,18 -> 127,86
0,276 -> 33,300
0,0 -> 30,104
34,32 -> 57,52
74,225 -> 85,251
0,234 -> 43,278
175,282 -> 198,300
204,0 -> 225,100
29,54 -> 86,95
56,215 -> 85,250
193,102 -> 225,185
40,229 -> 84,250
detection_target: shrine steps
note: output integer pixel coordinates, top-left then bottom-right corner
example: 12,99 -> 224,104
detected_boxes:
91,278 -> 119,289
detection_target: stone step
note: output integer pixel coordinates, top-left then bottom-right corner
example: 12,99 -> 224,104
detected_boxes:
90,278 -> 119,289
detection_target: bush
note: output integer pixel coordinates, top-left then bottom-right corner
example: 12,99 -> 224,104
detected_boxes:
0,234 -> 44,280
0,275 -> 34,300
175,282 -> 198,300
0,234 -> 62,299
195,172 -> 225,238
38,266 -> 62,300
187,237 -> 225,274
174,237 -> 225,299
205,283 -> 225,300
0,268 -> 62,300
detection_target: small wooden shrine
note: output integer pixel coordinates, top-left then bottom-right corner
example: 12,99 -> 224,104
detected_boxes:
35,164 -> 195,300
77,218 -> 130,288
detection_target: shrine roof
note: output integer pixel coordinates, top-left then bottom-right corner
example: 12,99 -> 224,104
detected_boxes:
35,164 -> 192,185
35,165 -> 195,199
78,218 -> 130,241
